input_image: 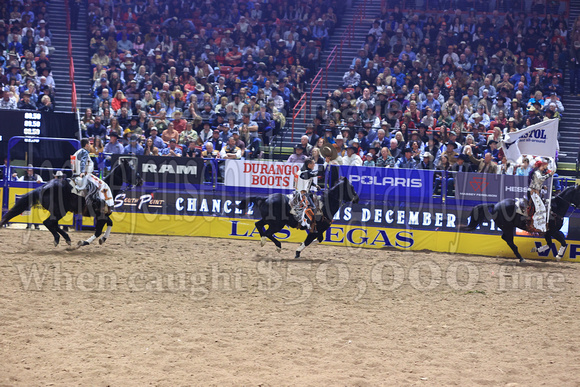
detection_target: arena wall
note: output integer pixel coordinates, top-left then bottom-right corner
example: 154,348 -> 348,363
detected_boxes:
107,211 -> 580,262
5,159 -> 580,262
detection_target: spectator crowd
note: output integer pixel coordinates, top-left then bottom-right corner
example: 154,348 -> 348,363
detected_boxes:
0,0 -> 57,111
79,0 -> 345,161
288,6 -> 580,195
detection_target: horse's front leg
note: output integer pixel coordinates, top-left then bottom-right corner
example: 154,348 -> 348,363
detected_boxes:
78,218 -> 107,247
553,230 -> 568,261
295,232 -> 319,259
533,233 -> 553,254
99,216 -> 113,245
255,219 -> 267,247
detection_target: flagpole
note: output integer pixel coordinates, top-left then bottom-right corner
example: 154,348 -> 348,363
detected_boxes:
544,119 -> 559,232
545,157 -> 555,232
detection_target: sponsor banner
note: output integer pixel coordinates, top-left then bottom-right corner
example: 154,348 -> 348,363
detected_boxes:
109,213 -> 580,261
224,160 -> 301,190
113,188 -> 580,239
339,165 -> 433,200
110,154 -> 204,186
111,189 -> 513,235
7,187 -> 74,226
113,190 -> 248,218
455,172 -> 552,202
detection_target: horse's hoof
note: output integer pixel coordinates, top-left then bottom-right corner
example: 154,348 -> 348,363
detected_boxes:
276,246 -> 282,253
519,258 -> 526,263
555,255 -> 562,262
295,251 -> 301,259
77,240 -> 89,248
260,236 -> 267,247
65,239 -> 72,246
99,237 -> 107,245
531,247 -> 537,253
54,240 -> 59,247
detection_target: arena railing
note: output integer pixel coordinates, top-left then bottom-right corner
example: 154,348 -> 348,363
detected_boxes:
64,0 -> 78,112
290,93 -> 308,142
290,0 -> 371,141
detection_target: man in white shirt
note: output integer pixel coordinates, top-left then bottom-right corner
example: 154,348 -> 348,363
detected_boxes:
0,91 -> 17,109
544,92 -> 564,113
342,146 -> 363,166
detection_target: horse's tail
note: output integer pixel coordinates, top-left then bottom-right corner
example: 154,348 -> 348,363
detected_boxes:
460,203 -> 495,231
238,196 -> 264,210
0,188 -> 41,227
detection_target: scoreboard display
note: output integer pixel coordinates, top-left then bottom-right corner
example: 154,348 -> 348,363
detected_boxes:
0,110 -> 78,164
23,112 -> 43,138
0,110 -> 45,141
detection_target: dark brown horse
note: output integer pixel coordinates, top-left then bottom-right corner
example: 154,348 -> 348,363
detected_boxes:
462,185 -> 580,262
1,159 -> 142,247
238,177 -> 359,258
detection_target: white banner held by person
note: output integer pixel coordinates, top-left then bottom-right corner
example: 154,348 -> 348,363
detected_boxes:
502,119 -> 559,163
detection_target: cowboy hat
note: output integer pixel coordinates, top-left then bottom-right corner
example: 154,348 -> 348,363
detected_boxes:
456,153 -> 470,162
421,152 -> 434,161
321,143 -> 338,160
53,170 -> 64,178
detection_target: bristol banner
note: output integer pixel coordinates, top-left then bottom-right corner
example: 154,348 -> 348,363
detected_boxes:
339,165 -> 434,201
110,154 -> 204,185
455,172 -> 552,202
502,119 -> 559,162
224,160 -> 301,190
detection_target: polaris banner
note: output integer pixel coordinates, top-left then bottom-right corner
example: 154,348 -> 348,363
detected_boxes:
338,165 -> 434,200
109,154 -> 204,185
455,172 -> 552,202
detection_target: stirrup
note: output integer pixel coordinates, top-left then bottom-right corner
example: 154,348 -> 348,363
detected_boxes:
304,209 -> 316,232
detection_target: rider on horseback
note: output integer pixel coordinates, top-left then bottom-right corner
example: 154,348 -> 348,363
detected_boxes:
71,138 -> 114,211
528,158 -> 554,233
291,159 -> 320,232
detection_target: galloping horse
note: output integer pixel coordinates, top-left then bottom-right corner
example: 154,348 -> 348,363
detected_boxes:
0,158 -> 142,247
238,177 -> 359,258
462,185 -> 580,262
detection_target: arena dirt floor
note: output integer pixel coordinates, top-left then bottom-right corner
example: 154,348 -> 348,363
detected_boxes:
1,226 -> 579,386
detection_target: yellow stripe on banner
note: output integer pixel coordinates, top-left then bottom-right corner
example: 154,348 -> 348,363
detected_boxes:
110,213 -> 580,262
8,187 -> 74,226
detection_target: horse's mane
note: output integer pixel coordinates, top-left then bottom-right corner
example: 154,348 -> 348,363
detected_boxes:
103,160 -> 127,187
554,185 -> 578,203
327,177 -> 346,193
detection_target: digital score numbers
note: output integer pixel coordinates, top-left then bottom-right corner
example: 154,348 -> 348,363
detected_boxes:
23,112 -> 42,136
23,112 -> 42,142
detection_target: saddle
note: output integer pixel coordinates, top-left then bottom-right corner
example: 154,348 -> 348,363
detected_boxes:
288,192 -> 321,231
71,175 -> 115,212
514,197 -> 545,234
515,197 -> 528,217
